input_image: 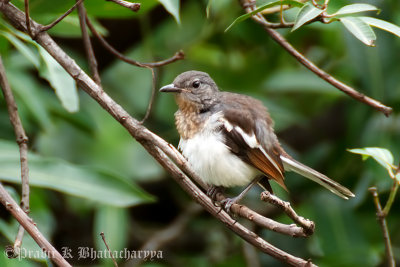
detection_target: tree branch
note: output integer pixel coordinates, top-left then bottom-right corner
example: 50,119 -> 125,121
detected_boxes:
23,0 -> 32,36
40,0 -> 84,32
0,1 -> 315,265
140,67 -> 156,123
368,187 -> 395,267
143,144 -> 314,266
0,182 -> 71,266
100,232 -> 118,267
0,56 -> 30,256
85,14 -> 185,68
76,0 -> 101,85
240,0 -> 393,117
261,191 -> 315,235
105,0 -> 140,12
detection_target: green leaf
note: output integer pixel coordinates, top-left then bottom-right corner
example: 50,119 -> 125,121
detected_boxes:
225,0 -> 304,32
348,147 -> 394,175
0,140 -> 155,207
158,0 -> 181,24
333,4 -> 379,16
292,3 -> 324,31
0,31 -> 40,68
3,27 -> 79,112
340,16 -> 376,46
38,47 -> 79,113
359,16 -> 400,38
6,67 -> 53,129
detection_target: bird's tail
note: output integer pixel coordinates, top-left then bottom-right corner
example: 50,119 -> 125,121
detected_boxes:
280,155 -> 355,199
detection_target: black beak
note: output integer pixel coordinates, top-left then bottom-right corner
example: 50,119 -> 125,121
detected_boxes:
159,84 -> 183,93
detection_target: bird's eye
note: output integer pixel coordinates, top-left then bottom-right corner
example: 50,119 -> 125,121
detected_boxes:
192,80 -> 200,88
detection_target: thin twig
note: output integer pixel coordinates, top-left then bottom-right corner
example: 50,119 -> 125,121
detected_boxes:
383,181 -> 399,216
106,0 -> 140,12
24,0 -> 32,36
0,56 -> 30,256
368,187 -> 395,267
261,191 -> 315,235
127,203 -> 202,266
40,0 -> 84,32
100,232 -> 118,267
0,182 -> 71,266
85,14 -> 185,68
383,163 -> 400,215
140,67 -> 156,123
240,0 -> 393,117
0,3 -> 315,265
261,0 -> 307,15
76,0 -> 101,85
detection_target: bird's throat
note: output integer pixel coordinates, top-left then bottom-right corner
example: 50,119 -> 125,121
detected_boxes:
174,104 -> 206,139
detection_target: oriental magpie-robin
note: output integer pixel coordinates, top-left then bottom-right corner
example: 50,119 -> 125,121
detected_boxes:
160,71 -> 354,211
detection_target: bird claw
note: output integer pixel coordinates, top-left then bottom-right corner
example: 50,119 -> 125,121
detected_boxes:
206,187 -> 238,216
219,197 -> 239,215
206,186 -> 223,202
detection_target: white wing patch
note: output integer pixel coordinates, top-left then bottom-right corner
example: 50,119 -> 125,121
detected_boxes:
219,117 -> 233,132
233,125 -> 258,148
221,119 -> 283,177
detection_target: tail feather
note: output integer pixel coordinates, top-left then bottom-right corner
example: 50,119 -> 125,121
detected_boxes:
280,155 -> 355,199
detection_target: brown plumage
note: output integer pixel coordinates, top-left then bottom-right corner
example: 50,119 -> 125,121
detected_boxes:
160,70 -> 354,205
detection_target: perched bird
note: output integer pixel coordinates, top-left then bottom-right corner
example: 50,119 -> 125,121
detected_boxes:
160,70 -> 354,210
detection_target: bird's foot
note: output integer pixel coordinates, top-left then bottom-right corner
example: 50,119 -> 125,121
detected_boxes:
219,196 -> 240,215
206,186 -> 224,202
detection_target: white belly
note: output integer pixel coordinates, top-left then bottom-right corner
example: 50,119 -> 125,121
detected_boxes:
179,131 -> 258,187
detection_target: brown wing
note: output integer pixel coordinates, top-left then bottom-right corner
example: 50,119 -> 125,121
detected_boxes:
220,115 -> 287,190
247,147 -> 287,190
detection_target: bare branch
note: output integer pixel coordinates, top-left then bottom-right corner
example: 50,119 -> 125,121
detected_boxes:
382,180 -> 399,216
76,0 -> 101,85
100,232 -> 118,267
261,0 -> 307,15
23,0 -> 33,36
85,14 -> 185,68
0,2 -> 315,265
106,0 -> 140,12
240,0 -> 393,117
261,191 -> 315,235
0,182 -> 71,266
242,223 -> 261,267
368,187 -> 395,267
382,163 -> 400,215
0,56 -> 30,256
140,67 -> 156,123
40,0 -> 84,32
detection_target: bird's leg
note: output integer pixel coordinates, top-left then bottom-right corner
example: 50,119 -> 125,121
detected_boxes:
220,175 -> 263,213
257,175 -> 274,194
207,185 -> 224,202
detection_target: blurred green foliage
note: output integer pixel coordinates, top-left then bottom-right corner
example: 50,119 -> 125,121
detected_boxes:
0,0 -> 399,266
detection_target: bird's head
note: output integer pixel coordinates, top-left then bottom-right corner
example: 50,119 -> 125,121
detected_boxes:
160,70 -> 219,112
